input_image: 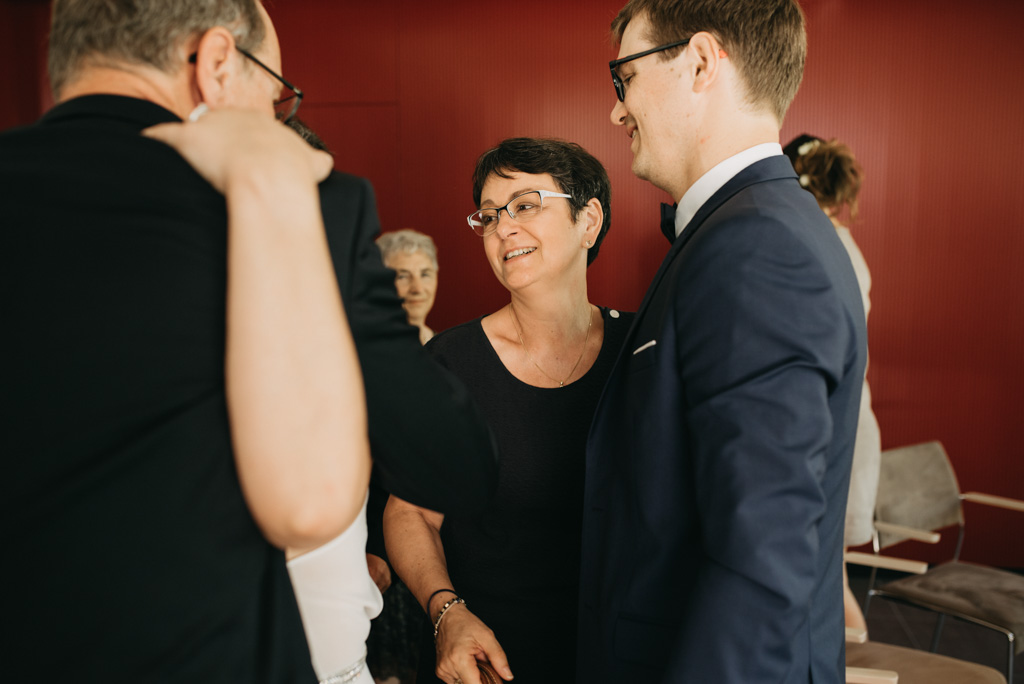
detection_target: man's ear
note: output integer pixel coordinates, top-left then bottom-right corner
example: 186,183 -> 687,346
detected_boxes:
688,31 -> 725,93
191,27 -> 241,109
580,197 -> 603,246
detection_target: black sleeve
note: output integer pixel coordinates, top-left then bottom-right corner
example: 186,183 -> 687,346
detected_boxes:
364,478 -> 389,561
319,172 -> 499,515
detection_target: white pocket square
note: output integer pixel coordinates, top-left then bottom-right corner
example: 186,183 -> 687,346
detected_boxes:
632,339 -> 657,355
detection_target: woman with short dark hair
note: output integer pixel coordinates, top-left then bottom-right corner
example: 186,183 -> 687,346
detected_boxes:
384,138 -> 630,684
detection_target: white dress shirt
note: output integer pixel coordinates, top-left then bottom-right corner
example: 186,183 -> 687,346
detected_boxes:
674,143 -> 784,238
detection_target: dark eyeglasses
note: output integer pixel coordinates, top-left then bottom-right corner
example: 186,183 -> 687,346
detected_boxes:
188,48 -> 304,123
235,47 -> 303,123
609,39 -> 690,102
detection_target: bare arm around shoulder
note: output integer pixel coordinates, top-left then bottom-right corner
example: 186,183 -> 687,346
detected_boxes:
144,111 -> 371,554
383,495 -> 514,683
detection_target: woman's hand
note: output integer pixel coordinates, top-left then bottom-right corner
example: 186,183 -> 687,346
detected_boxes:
383,496 -> 512,681
142,108 -> 333,193
434,604 -> 513,684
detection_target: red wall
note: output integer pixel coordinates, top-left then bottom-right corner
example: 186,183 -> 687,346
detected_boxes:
272,0 -> 670,321
783,0 -> 1024,565
0,0 -> 50,130
3,0 -> 1023,566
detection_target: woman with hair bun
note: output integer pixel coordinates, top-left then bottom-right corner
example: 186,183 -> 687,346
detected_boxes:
784,134 -> 880,633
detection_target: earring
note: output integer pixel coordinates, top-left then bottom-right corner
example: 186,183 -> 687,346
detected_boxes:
585,240 -> 592,247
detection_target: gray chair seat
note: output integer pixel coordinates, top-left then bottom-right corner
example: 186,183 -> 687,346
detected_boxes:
876,561 -> 1024,654
847,640 -> 1006,683
863,441 -> 1024,680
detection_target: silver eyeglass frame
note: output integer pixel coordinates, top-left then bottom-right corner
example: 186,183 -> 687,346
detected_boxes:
467,189 -> 572,237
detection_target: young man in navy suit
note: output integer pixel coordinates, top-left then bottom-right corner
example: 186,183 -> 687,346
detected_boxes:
578,1 -> 866,682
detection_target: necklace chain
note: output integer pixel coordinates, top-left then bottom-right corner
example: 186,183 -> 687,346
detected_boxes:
508,301 -> 592,388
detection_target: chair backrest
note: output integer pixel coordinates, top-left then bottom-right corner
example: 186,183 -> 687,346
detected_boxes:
874,441 -> 964,549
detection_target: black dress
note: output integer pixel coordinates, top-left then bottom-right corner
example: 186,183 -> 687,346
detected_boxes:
418,307 -> 633,682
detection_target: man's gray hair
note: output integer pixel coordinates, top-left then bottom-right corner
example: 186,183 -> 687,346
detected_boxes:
375,229 -> 439,272
48,0 -> 265,97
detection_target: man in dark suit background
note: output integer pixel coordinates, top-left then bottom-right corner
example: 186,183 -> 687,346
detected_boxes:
578,1 -> 866,682
1,0 -> 496,680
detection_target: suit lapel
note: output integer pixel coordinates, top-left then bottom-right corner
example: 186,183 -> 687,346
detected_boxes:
633,156 -> 797,321
593,156 -> 799,428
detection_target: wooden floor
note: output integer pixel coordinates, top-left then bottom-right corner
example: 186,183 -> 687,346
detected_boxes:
849,566 -> 1021,683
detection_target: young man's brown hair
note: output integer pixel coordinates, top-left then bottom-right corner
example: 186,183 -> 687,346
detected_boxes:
611,0 -> 806,123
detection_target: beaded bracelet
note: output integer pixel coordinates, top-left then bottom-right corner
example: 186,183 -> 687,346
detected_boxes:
319,656 -> 367,683
433,596 -> 466,639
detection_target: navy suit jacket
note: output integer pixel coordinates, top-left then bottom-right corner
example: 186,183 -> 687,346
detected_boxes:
577,156 -> 866,683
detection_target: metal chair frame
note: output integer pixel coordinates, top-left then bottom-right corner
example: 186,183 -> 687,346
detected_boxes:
862,442 -> 1021,682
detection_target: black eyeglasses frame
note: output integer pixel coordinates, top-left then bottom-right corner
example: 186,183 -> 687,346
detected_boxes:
188,47 -> 304,123
609,39 -> 690,102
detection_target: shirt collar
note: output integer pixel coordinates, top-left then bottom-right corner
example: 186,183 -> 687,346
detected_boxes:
40,94 -> 182,129
674,142 -> 783,237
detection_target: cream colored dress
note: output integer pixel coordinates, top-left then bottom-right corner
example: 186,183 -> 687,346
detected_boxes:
287,495 -> 384,684
836,226 -> 882,547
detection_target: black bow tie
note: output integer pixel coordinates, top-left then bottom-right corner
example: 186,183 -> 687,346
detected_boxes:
660,202 -> 678,243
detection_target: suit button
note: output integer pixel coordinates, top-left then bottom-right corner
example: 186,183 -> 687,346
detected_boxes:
609,309 -> 620,318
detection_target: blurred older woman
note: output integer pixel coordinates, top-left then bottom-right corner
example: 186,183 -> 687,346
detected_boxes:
384,138 -> 631,684
369,227 -> 443,684
376,229 -> 439,345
